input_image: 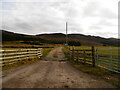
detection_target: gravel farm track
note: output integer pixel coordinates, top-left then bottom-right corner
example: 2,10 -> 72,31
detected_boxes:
2,47 -> 116,88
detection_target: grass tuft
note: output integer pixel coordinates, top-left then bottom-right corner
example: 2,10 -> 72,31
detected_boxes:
2,58 -> 40,71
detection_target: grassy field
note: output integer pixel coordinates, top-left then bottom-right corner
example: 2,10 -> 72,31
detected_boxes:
2,41 -> 63,48
69,46 -> 119,50
68,46 -> 119,59
71,46 -> 119,56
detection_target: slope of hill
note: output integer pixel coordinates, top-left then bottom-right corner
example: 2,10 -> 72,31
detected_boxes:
1,30 -> 120,47
68,34 -> 119,46
37,33 -> 120,47
2,30 -> 44,41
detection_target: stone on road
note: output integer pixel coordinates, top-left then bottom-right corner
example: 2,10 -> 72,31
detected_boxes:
2,47 -> 115,88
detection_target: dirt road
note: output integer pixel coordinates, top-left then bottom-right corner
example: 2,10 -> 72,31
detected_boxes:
2,47 -> 115,88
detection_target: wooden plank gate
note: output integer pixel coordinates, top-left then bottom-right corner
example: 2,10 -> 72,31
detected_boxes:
69,46 -> 95,67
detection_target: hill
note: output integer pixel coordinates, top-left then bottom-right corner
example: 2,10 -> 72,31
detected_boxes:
1,30 -> 120,47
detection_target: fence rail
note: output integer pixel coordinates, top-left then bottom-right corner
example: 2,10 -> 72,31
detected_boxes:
68,46 -> 120,73
69,46 -> 95,67
96,49 -> 120,73
0,48 -> 42,66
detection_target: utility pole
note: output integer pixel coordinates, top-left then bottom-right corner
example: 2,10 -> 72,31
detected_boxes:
65,22 -> 68,46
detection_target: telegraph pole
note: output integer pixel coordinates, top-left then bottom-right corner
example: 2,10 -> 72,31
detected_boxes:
65,22 -> 68,46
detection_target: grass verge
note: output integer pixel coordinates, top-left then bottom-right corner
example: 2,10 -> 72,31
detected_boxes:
63,46 -> 69,58
69,61 -> 120,88
42,48 -> 53,57
2,58 -> 40,71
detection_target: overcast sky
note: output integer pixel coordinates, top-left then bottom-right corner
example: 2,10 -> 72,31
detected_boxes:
0,0 -> 119,38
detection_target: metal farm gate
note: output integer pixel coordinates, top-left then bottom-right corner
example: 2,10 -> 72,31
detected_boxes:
69,46 -> 120,73
96,49 -> 120,73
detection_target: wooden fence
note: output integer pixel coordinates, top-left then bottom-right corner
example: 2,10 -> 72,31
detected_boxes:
69,46 -> 95,67
0,48 -> 42,66
96,49 -> 120,73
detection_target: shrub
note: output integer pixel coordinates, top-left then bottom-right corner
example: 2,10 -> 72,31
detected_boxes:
68,41 -> 81,46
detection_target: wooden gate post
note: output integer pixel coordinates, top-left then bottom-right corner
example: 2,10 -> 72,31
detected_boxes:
36,49 -> 39,59
76,50 -> 79,62
96,49 -> 98,64
69,47 -> 71,61
92,46 -> 95,67
27,49 -> 29,60
83,51 -> 86,64
72,47 -> 74,61
37,48 -> 42,59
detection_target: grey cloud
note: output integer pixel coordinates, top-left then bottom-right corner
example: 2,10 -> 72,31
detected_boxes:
2,0 -> 68,3
2,1 -> 81,34
101,9 -> 117,19
1,0 -> 118,38
83,1 -> 117,19
2,2 -> 15,10
89,26 -> 102,30
83,1 -> 101,17
89,19 -> 117,31
68,21 -> 83,33
15,22 -> 33,30
97,19 -> 117,26
89,19 -> 117,34
2,2 -> 67,34
95,32 -> 118,38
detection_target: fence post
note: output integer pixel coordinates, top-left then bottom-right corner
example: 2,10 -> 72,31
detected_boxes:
110,50 -> 112,67
37,48 -> 41,59
92,46 -> 95,67
72,47 -> 74,61
27,49 -> 29,60
36,49 -> 38,58
19,49 -> 22,61
83,51 -> 86,64
77,50 -> 79,62
69,46 -> 71,60
2,51 -> 5,67
17,49 -> 20,61
96,49 -> 98,64
40,48 -> 43,56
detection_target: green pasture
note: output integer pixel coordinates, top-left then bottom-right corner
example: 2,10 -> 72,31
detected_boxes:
68,46 -> 119,56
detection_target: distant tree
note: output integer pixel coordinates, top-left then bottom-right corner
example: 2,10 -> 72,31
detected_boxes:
103,44 -> 107,46
68,41 -> 81,46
